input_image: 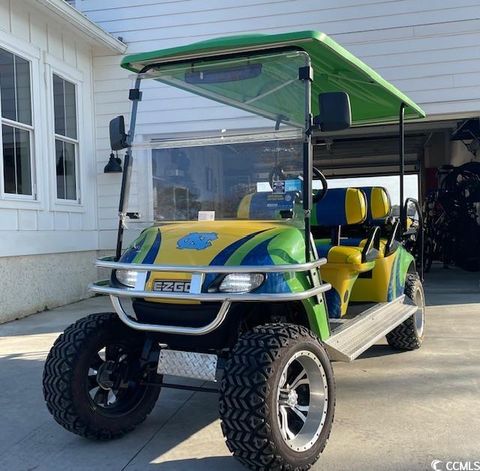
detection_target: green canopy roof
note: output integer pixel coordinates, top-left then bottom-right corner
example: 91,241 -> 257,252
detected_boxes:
122,30 -> 426,126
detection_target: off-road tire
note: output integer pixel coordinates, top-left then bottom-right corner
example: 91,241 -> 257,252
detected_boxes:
386,274 -> 425,350
43,312 -> 161,440
219,323 -> 335,471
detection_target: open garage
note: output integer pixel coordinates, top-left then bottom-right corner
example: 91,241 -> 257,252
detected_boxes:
315,116 -> 480,272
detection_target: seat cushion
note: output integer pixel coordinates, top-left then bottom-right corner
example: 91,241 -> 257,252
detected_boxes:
327,246 -> 363,264
341,237 -> 387,259
315,241 -> 363,264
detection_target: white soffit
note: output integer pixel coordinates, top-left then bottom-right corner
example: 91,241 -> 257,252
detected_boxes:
32,0 -> 126,54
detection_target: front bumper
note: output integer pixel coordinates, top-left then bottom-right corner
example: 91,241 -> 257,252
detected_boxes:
89,257 -> 331,335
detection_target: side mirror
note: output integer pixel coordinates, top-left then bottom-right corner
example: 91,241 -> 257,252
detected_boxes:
313,92 -> 351,132
109,115 -> 129,150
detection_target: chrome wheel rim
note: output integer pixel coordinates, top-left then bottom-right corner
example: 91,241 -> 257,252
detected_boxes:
414,289 -> 425,338
276,350 -> 328,452
86,343 -> 147,415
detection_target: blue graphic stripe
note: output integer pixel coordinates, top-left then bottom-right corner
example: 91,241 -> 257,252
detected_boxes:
325,288 -> 342,318
120,232 -> 148,263
143,232 -> 162,264
204,230 -> 267,288
209,231 -> 267,267
121,247 -> 139,263
387,251 -> 399,300
240,237 -> 275,265
240,236 -> 291,294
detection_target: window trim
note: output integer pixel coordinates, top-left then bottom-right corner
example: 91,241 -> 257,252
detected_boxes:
53,74 -> 80,203
0,46 -> 37,203
46,56 -> 85,211
0,32 -> 43,211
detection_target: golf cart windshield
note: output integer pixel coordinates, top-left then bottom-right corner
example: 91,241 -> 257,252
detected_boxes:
127,51 -> 309,224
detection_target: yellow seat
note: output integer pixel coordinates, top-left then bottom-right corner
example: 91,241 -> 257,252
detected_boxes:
367,187 -> 391,221
312,187 -> 376,318
358,238 -> 387,258
327,246 -> 363,265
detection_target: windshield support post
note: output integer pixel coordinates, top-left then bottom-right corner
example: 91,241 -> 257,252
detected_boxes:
300,65 -> 313,263
399,102 -> 406,230
115,75 -> 142,261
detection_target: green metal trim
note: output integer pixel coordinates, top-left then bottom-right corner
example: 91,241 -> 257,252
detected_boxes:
303,298 -> 330,340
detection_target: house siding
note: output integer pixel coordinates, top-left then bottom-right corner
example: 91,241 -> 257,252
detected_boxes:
0,0 -> 114,321
0,0 -> 99,256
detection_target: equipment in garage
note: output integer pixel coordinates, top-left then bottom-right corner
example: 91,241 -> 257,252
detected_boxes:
423,161 -> 480,272
312,114 -> 480,273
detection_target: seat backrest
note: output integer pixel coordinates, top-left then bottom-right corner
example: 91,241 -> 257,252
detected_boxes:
359,186 -> 391,223
311,187 -> 367,227
237,191 -> 299,219
356,186 -> 395,256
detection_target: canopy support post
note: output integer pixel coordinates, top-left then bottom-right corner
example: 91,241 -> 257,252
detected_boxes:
399,102 -> 406,229
115,75 -> 142,261
300,65 -> 314,263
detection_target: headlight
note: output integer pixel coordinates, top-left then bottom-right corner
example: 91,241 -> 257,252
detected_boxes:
115,269 -> 139,288
218,273 -> 264,293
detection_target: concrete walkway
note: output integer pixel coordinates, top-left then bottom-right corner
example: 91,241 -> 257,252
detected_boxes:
0,265 -> 479,471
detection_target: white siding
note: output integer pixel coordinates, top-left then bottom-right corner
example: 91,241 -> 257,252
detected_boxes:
0,1 -> 99,256
76,0 -> 480,246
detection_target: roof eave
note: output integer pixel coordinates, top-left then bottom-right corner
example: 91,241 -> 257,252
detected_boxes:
34,0 -> 126,54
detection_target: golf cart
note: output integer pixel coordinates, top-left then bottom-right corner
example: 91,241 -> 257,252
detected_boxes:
43,31 -> 426,470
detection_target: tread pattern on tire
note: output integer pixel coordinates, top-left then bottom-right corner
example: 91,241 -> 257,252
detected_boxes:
43,312 -> 159,440
386,274 -> 424,351
219,323 -> 334,471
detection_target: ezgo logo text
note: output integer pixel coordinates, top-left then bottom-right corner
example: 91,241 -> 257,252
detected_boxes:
432,460 -> 480,471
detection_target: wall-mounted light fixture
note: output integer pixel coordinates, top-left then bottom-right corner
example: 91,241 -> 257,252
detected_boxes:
104,152 -> 123,173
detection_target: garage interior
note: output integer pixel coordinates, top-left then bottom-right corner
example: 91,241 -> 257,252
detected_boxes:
312,116 -> 480,272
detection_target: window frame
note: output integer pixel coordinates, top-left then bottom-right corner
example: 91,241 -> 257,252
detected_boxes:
0,43 -> 37,204
53,73 -> 80,203
46,56 -> 84,211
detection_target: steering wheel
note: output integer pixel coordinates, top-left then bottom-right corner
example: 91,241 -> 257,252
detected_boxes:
313,167 -> 328,204
269,165 -> 286,189
269,165 -> 327,203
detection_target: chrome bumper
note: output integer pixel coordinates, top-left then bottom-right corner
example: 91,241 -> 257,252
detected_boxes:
89,257 -> 330,335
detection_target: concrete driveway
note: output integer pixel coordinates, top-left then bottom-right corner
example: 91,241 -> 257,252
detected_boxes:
0,265 -> 479,471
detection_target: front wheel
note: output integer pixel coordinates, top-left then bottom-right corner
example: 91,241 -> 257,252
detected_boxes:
43,312 -> 161,440
219,324 -> 335,471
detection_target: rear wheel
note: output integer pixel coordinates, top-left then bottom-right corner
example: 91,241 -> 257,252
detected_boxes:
43,312 -> 161,440
219,324 -> 335,470
386,274 -> 425,350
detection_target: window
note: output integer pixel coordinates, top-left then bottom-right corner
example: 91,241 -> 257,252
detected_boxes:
0,47 -> 34,197
53,74 -> 78,201
151,138 -> 303,222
